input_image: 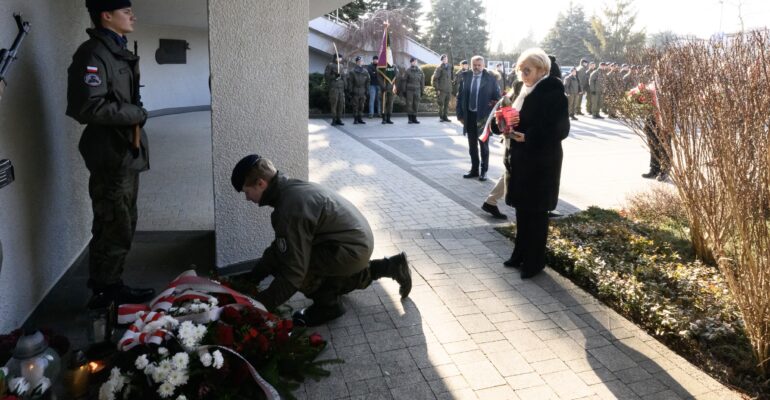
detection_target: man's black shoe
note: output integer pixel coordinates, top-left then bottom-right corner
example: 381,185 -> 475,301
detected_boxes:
657,172 -> 669,181
481,202 -> 507,219
389,252 -> 412,298
463,172 -> 479,179
478,173 -> 488,181
88,285 -> 155,309
641,170 -> 659,179
292,303 -> 346,327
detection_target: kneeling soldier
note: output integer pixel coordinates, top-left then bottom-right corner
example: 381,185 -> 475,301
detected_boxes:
231,154 -> 412,326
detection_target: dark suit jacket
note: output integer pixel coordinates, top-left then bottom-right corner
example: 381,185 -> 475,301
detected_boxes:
456,70 -> 501,129
505,76 -> 570,211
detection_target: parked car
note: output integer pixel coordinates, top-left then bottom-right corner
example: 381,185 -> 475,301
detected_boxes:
560,66 -> 574,78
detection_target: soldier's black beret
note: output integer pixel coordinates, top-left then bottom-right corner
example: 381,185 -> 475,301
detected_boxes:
86,0 -> 132,12
410,57 -> 417,62
372,55 -> 379,60
355,56 -> 362,62
580,58 -> 588,64
460,60 -> 468,65
231,154 -> 262,192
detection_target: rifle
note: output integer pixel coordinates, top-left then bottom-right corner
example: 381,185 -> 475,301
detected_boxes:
132,40 -> 140,152
0,13 -> 31,102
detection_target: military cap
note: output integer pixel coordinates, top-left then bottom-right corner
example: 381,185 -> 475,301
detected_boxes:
410,57 -> 417,62
599,62 -> 608,66
355,56 -> 362,62
372,55 -> 379,60
440,54 -> 447,60
86,0 -> 132,12
231,154 -> 262,192
460,60 -> 468,65
580,58 -> 588,64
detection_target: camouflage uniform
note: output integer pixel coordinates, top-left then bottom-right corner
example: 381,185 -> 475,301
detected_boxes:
347,64 -> 370,124
66,28 -> 149,289
589,67 -> 604,118
585,66 -> 596,114
404,64 -> 424,123
576,64 -> 589,114
432,63 -> 452,121
324,61 -> 347,124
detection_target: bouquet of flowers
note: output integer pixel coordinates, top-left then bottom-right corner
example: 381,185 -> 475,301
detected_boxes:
100,271 -> 338,400
626,83 -> 658,114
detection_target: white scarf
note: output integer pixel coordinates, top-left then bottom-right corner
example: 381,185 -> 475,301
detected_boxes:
512,74 -> 548,111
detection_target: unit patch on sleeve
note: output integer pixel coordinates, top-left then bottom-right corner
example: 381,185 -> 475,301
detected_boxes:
84,73 -> 102,87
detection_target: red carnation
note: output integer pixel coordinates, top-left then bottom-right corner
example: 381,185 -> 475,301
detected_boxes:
244,310 -> 264,326
249,328 -> 259,338
309,332 -> 324,347
275,330 -> 289,346
214,324 -> 235,347
257,334 -> 269,353
221,307 -> 243,325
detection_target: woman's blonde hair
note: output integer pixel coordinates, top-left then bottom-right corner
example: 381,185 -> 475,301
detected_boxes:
516,48 -> 551,75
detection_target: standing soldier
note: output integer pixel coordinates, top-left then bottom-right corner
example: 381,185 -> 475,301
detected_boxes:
378,63 -> 398,124
604,63 -> 621,118
563,67 -> 581,120
575,58 -> 589,115
453,60 -> 469,97
585,61 -> 596,115
432,54 -> 452,122
405,57 -> 424,124
324,53 -> 347,126
589,62 -> 606,119
348,56 -> 370,125
67,0 -> 155,308
494,63 -> 506,92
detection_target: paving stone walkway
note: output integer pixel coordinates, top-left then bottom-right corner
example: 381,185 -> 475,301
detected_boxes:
285,117 -> 739,400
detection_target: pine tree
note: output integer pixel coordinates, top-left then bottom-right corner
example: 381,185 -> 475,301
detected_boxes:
332,0 -> 369,22
425,0 -> 489,64
541,3 -> 593,66
585,0 -> 646,62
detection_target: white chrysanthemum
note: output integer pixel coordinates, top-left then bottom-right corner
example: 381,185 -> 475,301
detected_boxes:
199,351 -> 213,367
157,381 -> 176,398
172,352 -> 189,369
178,307 -> 188,314
151,360 -> 172,383
208,297 -> 218,307
135,354 -> 149,370
10,377 -> 30,395
108,367 -> 126,392
98,381 -> 116,400
212,350 -> 224,369
158,347 -> 169,356
177,396 -> 188,400
167,369 -> 189,387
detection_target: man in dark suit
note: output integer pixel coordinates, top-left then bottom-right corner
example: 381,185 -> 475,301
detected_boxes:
456,55 -> 501,181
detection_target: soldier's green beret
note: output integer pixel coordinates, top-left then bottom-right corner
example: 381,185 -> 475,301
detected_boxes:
86,0 -> 132,12
231,154 -> 262,192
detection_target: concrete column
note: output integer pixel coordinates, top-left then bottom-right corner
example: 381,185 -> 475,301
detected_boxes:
208,0 -> 309,268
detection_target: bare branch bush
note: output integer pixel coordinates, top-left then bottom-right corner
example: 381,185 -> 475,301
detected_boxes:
614,31 -> 770,376
340,9 -> 412,66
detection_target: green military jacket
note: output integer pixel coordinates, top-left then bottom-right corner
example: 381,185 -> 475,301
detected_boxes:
324,62 -> 347,91
576,65 -> 589,93
589,68 -> 604,95
432,63 -> 452,92
453,68 -> 468,96
257,173 -> 375,289
347,65 -> 370,96
67,28 -> 149,172
405,65 -> 424,92
564,74 -> 580,95
377,65 -> 399,92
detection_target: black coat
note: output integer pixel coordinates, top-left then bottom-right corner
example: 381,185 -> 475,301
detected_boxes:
505,76 -> 570,211
455,70 -> 501,125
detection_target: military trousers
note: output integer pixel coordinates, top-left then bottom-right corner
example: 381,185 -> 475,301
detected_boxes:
352,94 -> 366,118
591,92 -> 603,116
298,243 -> 374,307
329,87 -> 345,119
405,89 -> 421,114
585,90 -> 593,114
567,95 -> 579,116
576,92 -> 584,113
88,169 -> 139,288
381,89 -> 395,115
436,89 -> 451,119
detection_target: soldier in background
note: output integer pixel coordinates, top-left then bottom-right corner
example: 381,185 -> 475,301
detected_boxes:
585,61 -> 596,115
452,60 -> 469,97
563,67 -> 581,120
589,62 -> 606,119
378,62 -> 398,124
404,57 -> 424,124
324,53 -> 347,126
348,56 -> 370,125
432,54 -> 452,122
604,63 -> 621,118
494,63 -> 506,92
575,59 -> 589,115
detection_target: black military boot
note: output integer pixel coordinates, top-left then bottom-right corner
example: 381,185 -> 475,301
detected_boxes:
292,302 -> 346,327
386,114 -> 394,124
353,118 -> 360,124
382,114 -> 388,124
331,119 -> 339,126
370,252 -> 412,298
641,169 -> 659,179
337,118 -> 345,126
358,116 -> 366,124
407,115 -> 415,124
88,283 -> 156,309
413,115 -> 420,124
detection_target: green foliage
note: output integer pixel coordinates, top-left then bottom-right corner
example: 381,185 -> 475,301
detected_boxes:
425,0 -> 489,64
541,3 -> 594,66
308,73 -> 329,114
498,206 -> 768,397
585,0 -> 646,62
421,64 -> 437,87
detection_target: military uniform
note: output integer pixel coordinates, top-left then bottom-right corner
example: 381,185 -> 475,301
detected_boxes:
324,61 -> 347,125
67,27 -> 150,297
576,64 -> 589,114
404,63 -> 424,123
230,156 -> 412,327
432,63 -> 452,121
347,63 -> 370,124
589,67 -> 604,118
604,68 -> 621,118
584,66 -> 595,114
377,65 -> 398,124
453,65 -> 468,96
563,74 -> 581,118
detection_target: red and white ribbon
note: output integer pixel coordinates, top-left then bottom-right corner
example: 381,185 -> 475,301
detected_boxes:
118,311 -> 174,351
200,345 -> 281,400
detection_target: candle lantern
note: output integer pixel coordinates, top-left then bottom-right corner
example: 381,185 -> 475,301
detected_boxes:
87,304 -> 115,344
64,350 -> 90,399
6,330 -> 61,393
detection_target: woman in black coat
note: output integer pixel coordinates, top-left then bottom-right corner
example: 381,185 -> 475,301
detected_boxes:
503,48 -> 570,279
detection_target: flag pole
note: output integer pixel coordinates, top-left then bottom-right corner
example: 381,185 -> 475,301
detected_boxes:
333,42 -> 340,74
